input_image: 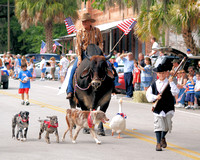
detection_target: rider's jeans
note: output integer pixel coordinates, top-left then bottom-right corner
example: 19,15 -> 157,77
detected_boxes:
67,53 -> 86,94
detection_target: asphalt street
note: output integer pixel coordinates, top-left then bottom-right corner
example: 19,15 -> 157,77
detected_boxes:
0,79 -> 200,160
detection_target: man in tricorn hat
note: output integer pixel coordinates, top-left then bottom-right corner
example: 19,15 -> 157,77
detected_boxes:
67,13 -> 103,99
146,64 -> 179,151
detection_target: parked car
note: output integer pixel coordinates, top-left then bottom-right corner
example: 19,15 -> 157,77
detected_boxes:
152,54 -> 200,72
115,64 -> 124,73
34,60 -> 60,78
25,53 -> 60,63
0,67 -> 9,89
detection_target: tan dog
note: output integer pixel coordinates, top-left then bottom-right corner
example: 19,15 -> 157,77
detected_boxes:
62,109 -> 109,144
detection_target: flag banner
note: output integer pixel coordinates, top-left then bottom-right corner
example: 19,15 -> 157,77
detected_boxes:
64,17 -> 77,34
53,41 -> 62,53
40,41 -> 46,54
117,18 -> 137,35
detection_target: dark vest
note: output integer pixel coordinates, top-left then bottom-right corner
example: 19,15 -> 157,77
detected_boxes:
151,81 -> 175,114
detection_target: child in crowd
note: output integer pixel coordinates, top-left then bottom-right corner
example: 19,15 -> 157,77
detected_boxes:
139,57 -> 153,91
185,74 -> 195,109
133,60 -> 141,91
18,63 -> 32,105
32,64 -> 36,81
194,72 -> 200,109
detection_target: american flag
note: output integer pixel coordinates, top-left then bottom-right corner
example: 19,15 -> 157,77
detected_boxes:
53,41 -> 62,53
64,17 -> 77,34
40,41 -> 46,54
117,18 -> 137,35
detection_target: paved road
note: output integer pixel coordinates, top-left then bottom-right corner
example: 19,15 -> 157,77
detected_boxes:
0,79 -> 200,160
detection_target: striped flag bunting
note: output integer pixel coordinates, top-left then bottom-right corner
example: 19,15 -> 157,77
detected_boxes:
117,18 -> 137,35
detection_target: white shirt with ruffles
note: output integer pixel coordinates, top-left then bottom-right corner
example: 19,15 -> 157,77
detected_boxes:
146,78 -> 179,117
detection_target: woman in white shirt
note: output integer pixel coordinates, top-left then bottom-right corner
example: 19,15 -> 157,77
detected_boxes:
40,56 -> 46,81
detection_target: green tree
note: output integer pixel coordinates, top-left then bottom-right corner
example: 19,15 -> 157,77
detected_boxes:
136,0 -> 200,55
15,0 -> 78,53
169,0 -> 200,55
135,1 -> 171,44
17,23 -> 67,54
0,0 -> 24,54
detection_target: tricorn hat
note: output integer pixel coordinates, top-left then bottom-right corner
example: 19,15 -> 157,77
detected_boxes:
80,13 -> 96,23
153,64 -> 168,72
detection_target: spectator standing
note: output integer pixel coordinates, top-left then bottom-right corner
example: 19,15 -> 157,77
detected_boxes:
2,53 -> 7,66
70,55 -> 76,63
60,54 -> 69,83
196,60 -> 200,72
110,56 -> 120,88
32,64 -> 36,81
18,63 -> 32,105
21,55 -> 28,65
119,52 -> 134,98
49,57 -> 56,81
17,54 -> 22,67
186,49 -> 193,57
185,74 -> 195,109
138,53 -> 145,67
149,37 -> 159,57
6,54 -> 12,66
139,57 -> 153,91
28,58 -> 34,76
31,56 -> 36,63
133,60 -> 141,91
14,55 -> 20,79
40,56 -> 46,81
0,59 -> 3,69
116,52 -> 123,65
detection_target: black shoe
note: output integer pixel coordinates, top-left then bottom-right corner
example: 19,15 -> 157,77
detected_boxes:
97,130 -> 105,136
26,101 -> 30,106
66,92 -> 73,99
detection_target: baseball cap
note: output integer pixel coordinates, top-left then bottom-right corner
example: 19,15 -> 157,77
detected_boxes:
111,55 -> 115,59
187,48 -> 191,52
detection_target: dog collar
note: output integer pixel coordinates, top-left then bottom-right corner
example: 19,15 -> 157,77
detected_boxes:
18,114 -> 29,123
117,113 -> 127,119
87,112 -> 95,129
44,120 -> 58,128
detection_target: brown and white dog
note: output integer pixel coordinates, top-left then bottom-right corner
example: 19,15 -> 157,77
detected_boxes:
62,109 -> 109,144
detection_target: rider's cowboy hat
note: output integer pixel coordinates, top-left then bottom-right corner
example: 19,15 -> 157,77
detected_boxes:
80,13 -> 96,23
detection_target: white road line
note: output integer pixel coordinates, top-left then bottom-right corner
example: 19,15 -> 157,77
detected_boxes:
176,109 -> 200,118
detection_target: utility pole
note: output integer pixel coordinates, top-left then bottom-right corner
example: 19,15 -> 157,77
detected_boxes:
7,0 -> 10,53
